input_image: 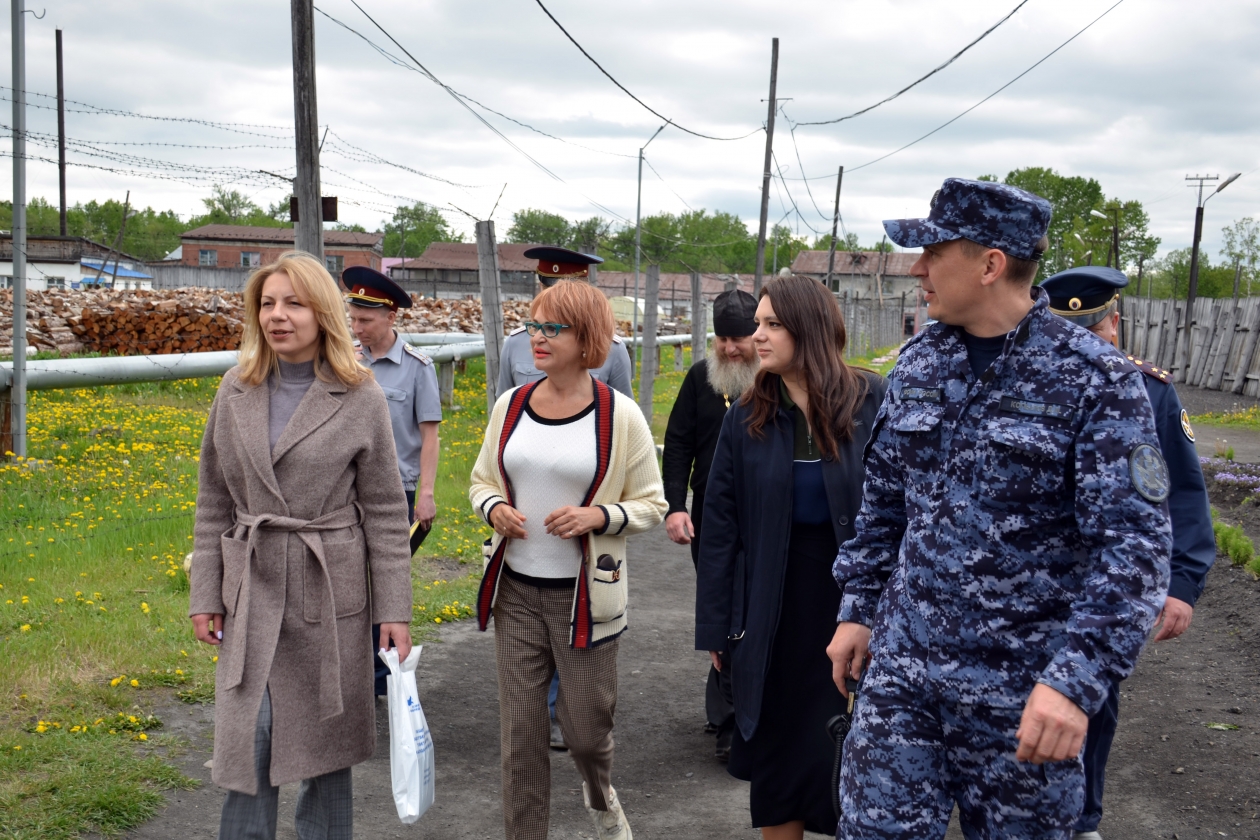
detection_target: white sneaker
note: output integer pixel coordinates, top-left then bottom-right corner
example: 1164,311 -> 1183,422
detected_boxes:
1073,832 -> 1103,840
582,782 -> 632,840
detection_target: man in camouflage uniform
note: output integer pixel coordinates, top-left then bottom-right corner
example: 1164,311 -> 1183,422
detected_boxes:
829,178 -> 1173,839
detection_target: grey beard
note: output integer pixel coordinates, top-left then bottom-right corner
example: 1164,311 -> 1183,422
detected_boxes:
705,353 -> 759,399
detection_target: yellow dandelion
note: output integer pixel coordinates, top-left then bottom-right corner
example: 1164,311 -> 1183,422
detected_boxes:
129,679 -> 139,688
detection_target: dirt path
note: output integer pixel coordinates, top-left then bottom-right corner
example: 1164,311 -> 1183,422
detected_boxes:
125,524 -> 1260,840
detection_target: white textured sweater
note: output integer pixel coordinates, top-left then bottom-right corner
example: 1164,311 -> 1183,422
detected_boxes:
502,402 -> 597,578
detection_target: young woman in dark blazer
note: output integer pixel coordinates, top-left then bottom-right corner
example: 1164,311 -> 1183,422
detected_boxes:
695,274 -> 888,839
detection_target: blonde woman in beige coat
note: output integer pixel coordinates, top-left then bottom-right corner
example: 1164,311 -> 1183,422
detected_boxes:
470,279 -> 667,840
190,252 -> 413,840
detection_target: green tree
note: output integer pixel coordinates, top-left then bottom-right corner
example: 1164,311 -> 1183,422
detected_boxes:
1221,217 -> 1260,296
379,202 -> 462,258
1143,247 -> 1236,300
186,185 -> 290,231
505,209 -> 572,247
0,196 -> 190,261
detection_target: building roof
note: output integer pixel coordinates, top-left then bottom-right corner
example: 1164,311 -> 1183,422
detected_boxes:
790,250 -> 918,277
181,224 -> 383,248
595,271 -> 753,300
0,234 -> 148,265
398,242 -> 539,272
81,258 -> 154,279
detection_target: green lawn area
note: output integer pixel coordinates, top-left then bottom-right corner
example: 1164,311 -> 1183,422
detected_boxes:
0,341 -> 898,838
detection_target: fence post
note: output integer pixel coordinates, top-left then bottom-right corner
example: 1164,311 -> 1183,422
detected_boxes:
690,271 -> 706,363
475,220 -> 505,416
674,343 -> 684,371
437,361 -> 454,408
638,265 -> 660,423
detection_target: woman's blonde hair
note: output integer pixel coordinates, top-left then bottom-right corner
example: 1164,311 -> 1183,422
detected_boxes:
237,251 -> 370,388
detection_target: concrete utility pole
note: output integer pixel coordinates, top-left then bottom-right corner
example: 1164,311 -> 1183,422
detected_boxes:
1178,172 -> 1241,381
632,124 -> 665,379
638,265 -> 660,423
753,37 -> 779,296
475,220 -> 505,416
9,0 -> 28,457
824,165 -> 843,291
55,28 -> 66,236
291,0 -> 324,263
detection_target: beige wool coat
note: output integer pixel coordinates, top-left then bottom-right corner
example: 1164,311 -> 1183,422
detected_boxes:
189,365 -> 413,794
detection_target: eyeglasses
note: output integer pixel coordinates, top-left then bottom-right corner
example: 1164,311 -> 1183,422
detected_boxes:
523,321 -> 572,338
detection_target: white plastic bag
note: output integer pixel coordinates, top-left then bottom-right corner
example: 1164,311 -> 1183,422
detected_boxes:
378,646 -> 435,823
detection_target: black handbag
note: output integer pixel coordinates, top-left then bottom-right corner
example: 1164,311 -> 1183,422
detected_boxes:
827,679 -> 859,820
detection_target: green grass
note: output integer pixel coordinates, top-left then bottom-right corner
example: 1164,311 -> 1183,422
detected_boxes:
1211,509 -> 1260,575
1190,405 -> 1260,432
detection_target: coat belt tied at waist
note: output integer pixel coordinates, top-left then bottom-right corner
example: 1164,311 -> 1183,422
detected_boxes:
220,503 -> 364,721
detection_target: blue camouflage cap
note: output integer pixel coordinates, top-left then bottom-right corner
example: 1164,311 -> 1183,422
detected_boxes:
883,178 -> 1052,261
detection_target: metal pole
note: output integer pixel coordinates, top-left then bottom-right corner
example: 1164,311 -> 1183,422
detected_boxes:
753,37 -> 779,297
291,0 -> 324,262
825,166 -> 843,291
638,265 -> 660,423
690,271 -> 706,363
10,0 -> 27,457
1178,204 -> 1206,382
1111,208 -> 1121,270
55,28 -> 66,237
632,124 -> 664,379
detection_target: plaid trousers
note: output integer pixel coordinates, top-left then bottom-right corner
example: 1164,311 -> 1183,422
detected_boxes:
218,687 -> 354,840
494,572 -> 620,840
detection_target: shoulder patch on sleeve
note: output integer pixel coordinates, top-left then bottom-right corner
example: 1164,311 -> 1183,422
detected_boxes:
1180,409 -> 1196,442
1125,354 -> 1172,384
402,343 -> 433,365
1129,443 -> 1170,503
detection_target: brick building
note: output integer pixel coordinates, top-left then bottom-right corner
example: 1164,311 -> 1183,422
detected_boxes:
178,225 -> 383,275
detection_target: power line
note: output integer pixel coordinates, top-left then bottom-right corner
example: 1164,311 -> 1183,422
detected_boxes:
529,0 -> 762,143
314,5 -> 636,160
794,0 -> 1032,127
771,152 -> 825,236
846,0 -> 1126,174
641,155 -> 694,212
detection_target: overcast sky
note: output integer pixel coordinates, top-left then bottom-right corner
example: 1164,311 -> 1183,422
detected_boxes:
3,0 -> 1258,261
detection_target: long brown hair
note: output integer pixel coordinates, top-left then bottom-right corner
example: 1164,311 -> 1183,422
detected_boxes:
238,252 -> 370,388
741,274 -> 869,458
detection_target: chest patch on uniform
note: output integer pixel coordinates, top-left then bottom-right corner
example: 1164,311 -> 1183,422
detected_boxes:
999,396 -> 1076,422
901,387 -> 942,403
1180,409 -> 1195,442
1129,443 -> 1170,503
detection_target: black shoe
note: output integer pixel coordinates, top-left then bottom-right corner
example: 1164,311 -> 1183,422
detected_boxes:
714,727 -> 732,763
703,721 -> 718,735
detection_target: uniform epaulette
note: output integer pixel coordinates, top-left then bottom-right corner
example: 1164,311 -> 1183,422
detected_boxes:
508,325 -> 527,336
612,334 -> 624,344
1124,354 -> 1171,384
403,343 -> 433,366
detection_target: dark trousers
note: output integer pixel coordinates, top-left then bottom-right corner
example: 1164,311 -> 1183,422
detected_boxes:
373,489 -> 415,696
690,495 -> 735,735
1076,681 -> 1121,833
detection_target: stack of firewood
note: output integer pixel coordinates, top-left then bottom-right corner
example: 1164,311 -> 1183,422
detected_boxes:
0,289 -> 548,358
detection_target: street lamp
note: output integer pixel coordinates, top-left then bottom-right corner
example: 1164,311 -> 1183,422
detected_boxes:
1090,207 -> 1121,269
1073,232 -> 1093,266
1179,171 -> 1243,382
631,124 -> 666,378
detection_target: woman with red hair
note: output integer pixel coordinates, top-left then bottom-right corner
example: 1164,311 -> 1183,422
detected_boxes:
470,280 -> 666,840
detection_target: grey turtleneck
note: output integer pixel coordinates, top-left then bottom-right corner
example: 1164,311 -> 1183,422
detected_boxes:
269,359 -> 317,451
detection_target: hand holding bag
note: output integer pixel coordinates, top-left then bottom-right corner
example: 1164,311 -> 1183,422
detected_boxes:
378,647 -> 435,824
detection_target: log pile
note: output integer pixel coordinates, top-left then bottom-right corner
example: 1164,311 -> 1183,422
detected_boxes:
0,289 -> 541,358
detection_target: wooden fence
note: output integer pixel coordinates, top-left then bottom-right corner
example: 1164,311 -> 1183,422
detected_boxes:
1122,296 -> 1260,396
839,292 -> 911,359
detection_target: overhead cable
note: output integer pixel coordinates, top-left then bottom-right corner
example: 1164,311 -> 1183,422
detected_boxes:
529,0 -> 762,142
846,0 -> 1126,173
795,0 -> 1032,127
315,5 -> 635,160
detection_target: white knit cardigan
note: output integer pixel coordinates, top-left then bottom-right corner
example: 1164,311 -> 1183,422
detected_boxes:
469,379 -> 667,647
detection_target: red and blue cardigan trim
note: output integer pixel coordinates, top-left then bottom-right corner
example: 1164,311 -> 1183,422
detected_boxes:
475,378 -> 617,649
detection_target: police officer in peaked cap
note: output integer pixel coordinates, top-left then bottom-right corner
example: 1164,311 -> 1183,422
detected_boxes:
829,178 -> 1172,839
496,246 -> 633,400
344,265 -> 443,696
1042,265 -> 1214,840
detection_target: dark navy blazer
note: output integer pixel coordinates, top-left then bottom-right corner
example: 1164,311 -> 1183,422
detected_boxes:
695,372 -> 887,741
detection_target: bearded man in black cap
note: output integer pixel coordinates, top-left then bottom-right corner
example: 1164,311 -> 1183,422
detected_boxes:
662,288 -> 759,762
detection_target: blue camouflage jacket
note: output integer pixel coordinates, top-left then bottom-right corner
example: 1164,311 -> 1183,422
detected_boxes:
833,290 -> 1172,717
